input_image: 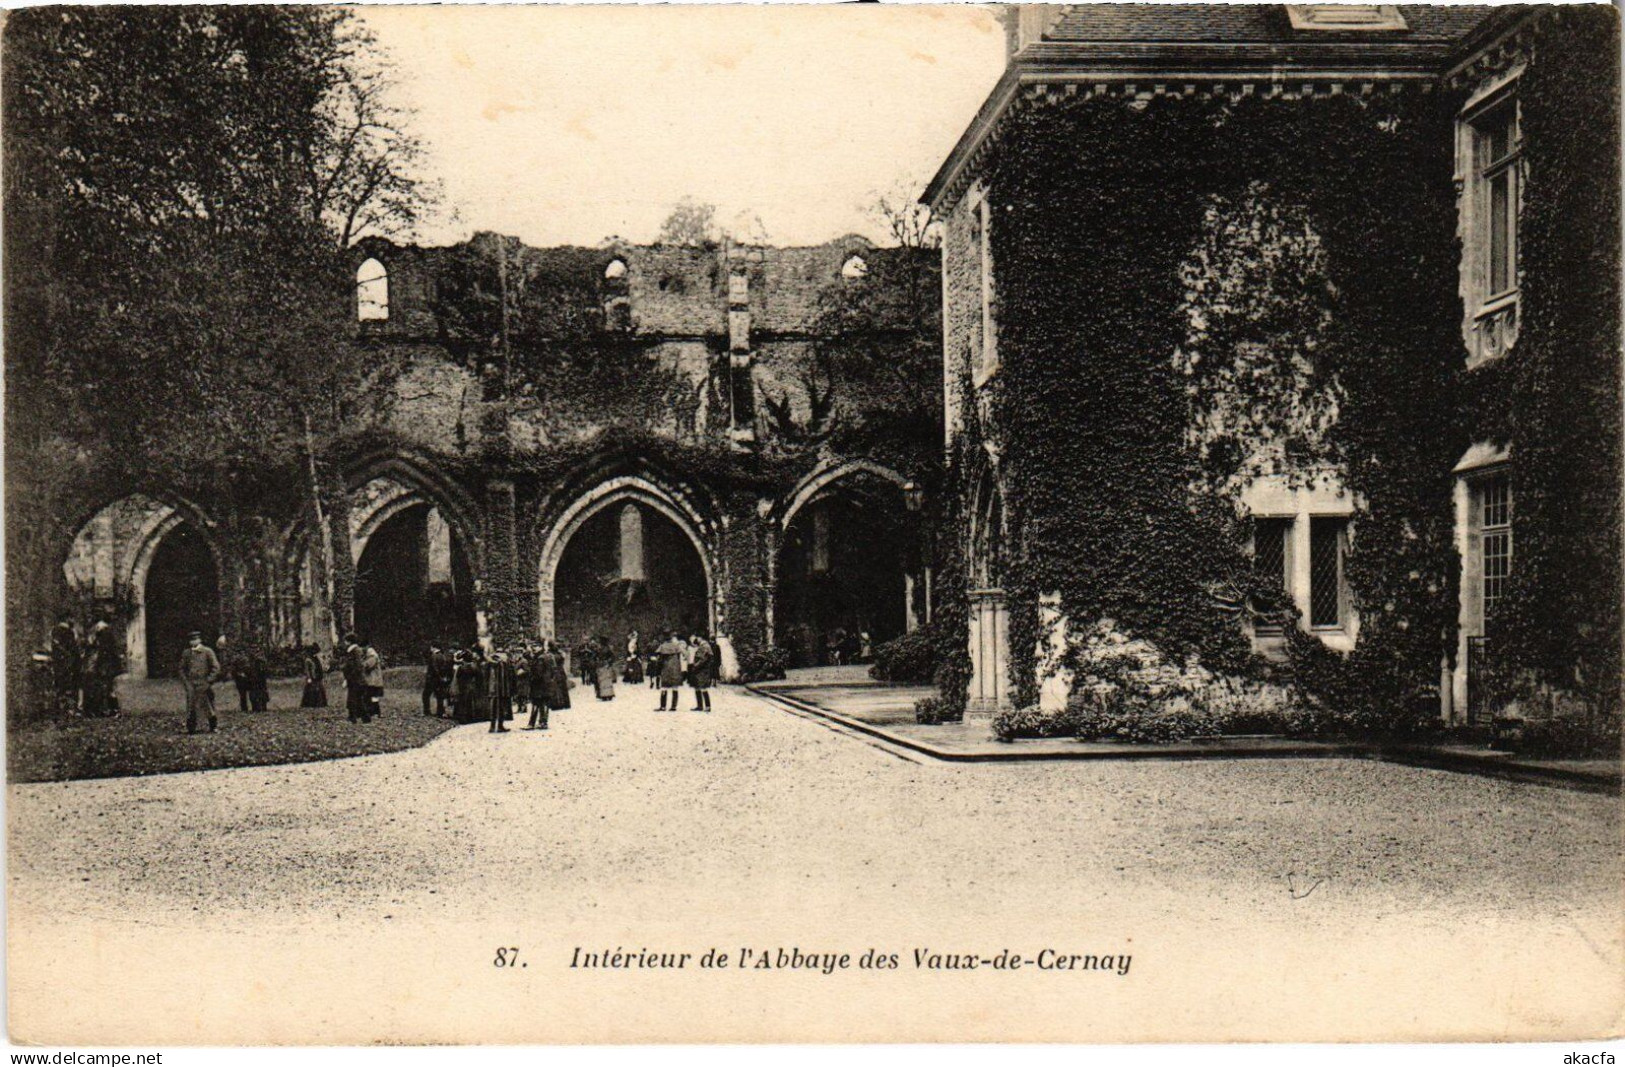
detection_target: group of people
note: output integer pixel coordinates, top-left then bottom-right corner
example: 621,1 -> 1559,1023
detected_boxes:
626,629 -> 717,713
43,612 -> 728,736
173,632 -> 373,734
421,641 -> 574,733
46,613 -> 123,717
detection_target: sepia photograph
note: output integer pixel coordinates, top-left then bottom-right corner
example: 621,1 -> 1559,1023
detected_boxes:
3,0 -> 1621,1049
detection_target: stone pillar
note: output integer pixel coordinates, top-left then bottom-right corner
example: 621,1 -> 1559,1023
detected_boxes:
759,498 -> 778,647
484,478 -> 521,645
967,588 -> 1009,718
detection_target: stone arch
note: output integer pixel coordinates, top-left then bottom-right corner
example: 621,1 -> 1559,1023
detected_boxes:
774,460 -> 918,667
345,451 -> 486,574
967,463 -> 1007,590
63,492 -> 223,679
276,451 -> 486,653
778,458 -> 911,533
537,474 -> 718,641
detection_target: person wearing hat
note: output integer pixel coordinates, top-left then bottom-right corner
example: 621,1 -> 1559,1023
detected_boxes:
300,644 -> 328,708
178,630 -> 221,734
687,632 -> 715,712
654,630 -> 686,711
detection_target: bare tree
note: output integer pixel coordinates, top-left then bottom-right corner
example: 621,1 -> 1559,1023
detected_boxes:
294,11 -> 438,249
867,177 -> 937,252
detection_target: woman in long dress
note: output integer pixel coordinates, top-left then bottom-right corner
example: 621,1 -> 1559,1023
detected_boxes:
544,640 -> 571,712
299,644 -> 328,708
593,636 -> 616,701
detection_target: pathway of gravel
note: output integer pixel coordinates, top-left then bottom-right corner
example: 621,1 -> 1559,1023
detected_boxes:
9,682 -> 1621,1044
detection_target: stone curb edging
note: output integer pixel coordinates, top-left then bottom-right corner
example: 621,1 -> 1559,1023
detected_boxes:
744,685 -> 1622,794
746,684 -> 1362,763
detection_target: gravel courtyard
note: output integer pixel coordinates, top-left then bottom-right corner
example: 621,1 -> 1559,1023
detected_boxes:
9,683 -> 1621,1044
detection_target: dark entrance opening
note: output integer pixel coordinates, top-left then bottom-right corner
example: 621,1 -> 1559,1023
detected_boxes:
776,490 -> 909,668
354,503 -> 477,664
554,501 -> 708,651
145,522 -> 220,678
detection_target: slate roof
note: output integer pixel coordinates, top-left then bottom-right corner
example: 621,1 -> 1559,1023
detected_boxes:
923,4 -> 1530,210
1041,5 -> 1499,45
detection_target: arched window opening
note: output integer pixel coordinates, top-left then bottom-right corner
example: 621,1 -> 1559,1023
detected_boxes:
356,257 -> 389,321
605,258 -> 628,281
841,255 -> 869,279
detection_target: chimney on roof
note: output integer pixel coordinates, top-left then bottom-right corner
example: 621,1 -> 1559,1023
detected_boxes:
1002,5 -> 1061,59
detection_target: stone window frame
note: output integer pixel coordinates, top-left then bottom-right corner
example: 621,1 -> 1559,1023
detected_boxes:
1306,516 -> 1351,633
966,185 -> 999,388
1249,516 -> 1293,639
1242,476 -> 1359,653
1457,460 -> 1513,636
1457,67 -> 1525,369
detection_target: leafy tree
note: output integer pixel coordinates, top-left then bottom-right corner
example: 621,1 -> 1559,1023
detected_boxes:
657,197 -> 722,248
3,7 -> 434,661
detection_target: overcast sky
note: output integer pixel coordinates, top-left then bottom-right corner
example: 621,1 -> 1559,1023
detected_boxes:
359,4 -> 1006,249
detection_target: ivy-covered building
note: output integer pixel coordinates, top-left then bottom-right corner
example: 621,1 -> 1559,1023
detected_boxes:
924,4 -> 1620,727
58,233 -> 941,678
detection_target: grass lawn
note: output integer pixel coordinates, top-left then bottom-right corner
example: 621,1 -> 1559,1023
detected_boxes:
9,667 -> 459,783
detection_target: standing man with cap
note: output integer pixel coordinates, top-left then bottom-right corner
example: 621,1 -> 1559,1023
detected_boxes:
179,630 -> 221,734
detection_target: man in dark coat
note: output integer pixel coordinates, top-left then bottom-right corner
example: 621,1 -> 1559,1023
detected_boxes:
227,638 -> 255,715
654,631 -> 685,712
687,633 -> 715,713
50,616 -> 80,714
542,640 -> 571,714
484,650 -> 512,733
241,646 -> 270,714
341,633 -> 365,723
423,643 -> 453,717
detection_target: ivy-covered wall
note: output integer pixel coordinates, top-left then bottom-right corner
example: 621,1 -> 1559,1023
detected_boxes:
939,7 -> 1619,729
42,231 -> 945,678
1460,8 -> 1622,713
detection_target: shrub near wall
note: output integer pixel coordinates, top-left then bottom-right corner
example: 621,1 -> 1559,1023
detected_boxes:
979,87 -> 1467,732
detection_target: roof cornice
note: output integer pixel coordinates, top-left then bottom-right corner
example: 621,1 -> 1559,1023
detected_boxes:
922,53 -> 1443,214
